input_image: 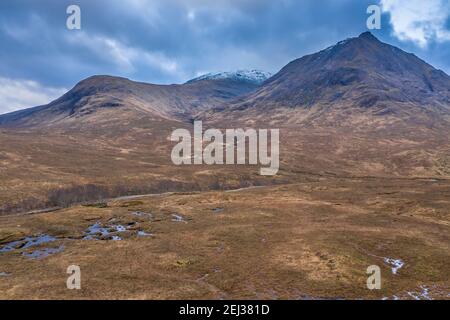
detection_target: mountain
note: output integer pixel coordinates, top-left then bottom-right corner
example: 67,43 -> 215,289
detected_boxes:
1,32 -> 450,215
6,32 -> 449,130
186,70 -> 272,85
203,32 -> 450,128
0,73 -> 266,128
196,32 -> 450,180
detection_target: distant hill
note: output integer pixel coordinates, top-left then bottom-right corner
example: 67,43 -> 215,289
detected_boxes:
0,73 -> 267,128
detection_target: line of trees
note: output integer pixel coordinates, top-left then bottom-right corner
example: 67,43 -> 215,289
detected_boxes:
0,177 -> 278,215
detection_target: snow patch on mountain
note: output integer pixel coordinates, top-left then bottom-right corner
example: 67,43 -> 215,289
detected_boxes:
187,70 -> 272,84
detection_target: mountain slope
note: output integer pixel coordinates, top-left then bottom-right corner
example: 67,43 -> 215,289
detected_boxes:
203,32 -> 450,128
0,74 -> 264,128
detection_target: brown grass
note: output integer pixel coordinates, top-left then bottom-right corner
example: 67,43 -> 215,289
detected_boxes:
0,179 -> 448,300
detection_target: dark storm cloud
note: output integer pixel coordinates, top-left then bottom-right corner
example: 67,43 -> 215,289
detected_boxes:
0,0 -> 449,113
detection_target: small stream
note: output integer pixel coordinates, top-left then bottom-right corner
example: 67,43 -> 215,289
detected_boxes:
83,221 -> 151,241
0,220 -> 153,260
0,234 -> 62,259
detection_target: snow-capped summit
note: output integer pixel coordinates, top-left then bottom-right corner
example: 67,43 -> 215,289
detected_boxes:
186,70 -> 272,85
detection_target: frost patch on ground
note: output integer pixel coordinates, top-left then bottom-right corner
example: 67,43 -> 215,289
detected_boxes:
383,257 -> 404,274
407,286 -> 433,300
131,211 -> 153,219
382,295 -> 399,300
382,285 -> 448,300
172,214 -> 188,223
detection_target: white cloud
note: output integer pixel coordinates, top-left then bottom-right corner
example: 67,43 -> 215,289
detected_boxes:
381,0 -> 450,48
66,32 -> 180,75
0,77 -> 67,115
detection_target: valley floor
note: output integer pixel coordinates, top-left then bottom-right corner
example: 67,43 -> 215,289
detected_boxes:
0,178 -> 449,300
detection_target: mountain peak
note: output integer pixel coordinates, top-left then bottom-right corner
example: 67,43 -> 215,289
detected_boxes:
319,32 -> 381,55
186,70 -> 272,85
216,32 -> 450,123
358,31 -> 378,41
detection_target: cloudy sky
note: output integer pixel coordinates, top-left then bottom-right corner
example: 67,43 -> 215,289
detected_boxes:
1,0 -> 450,114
